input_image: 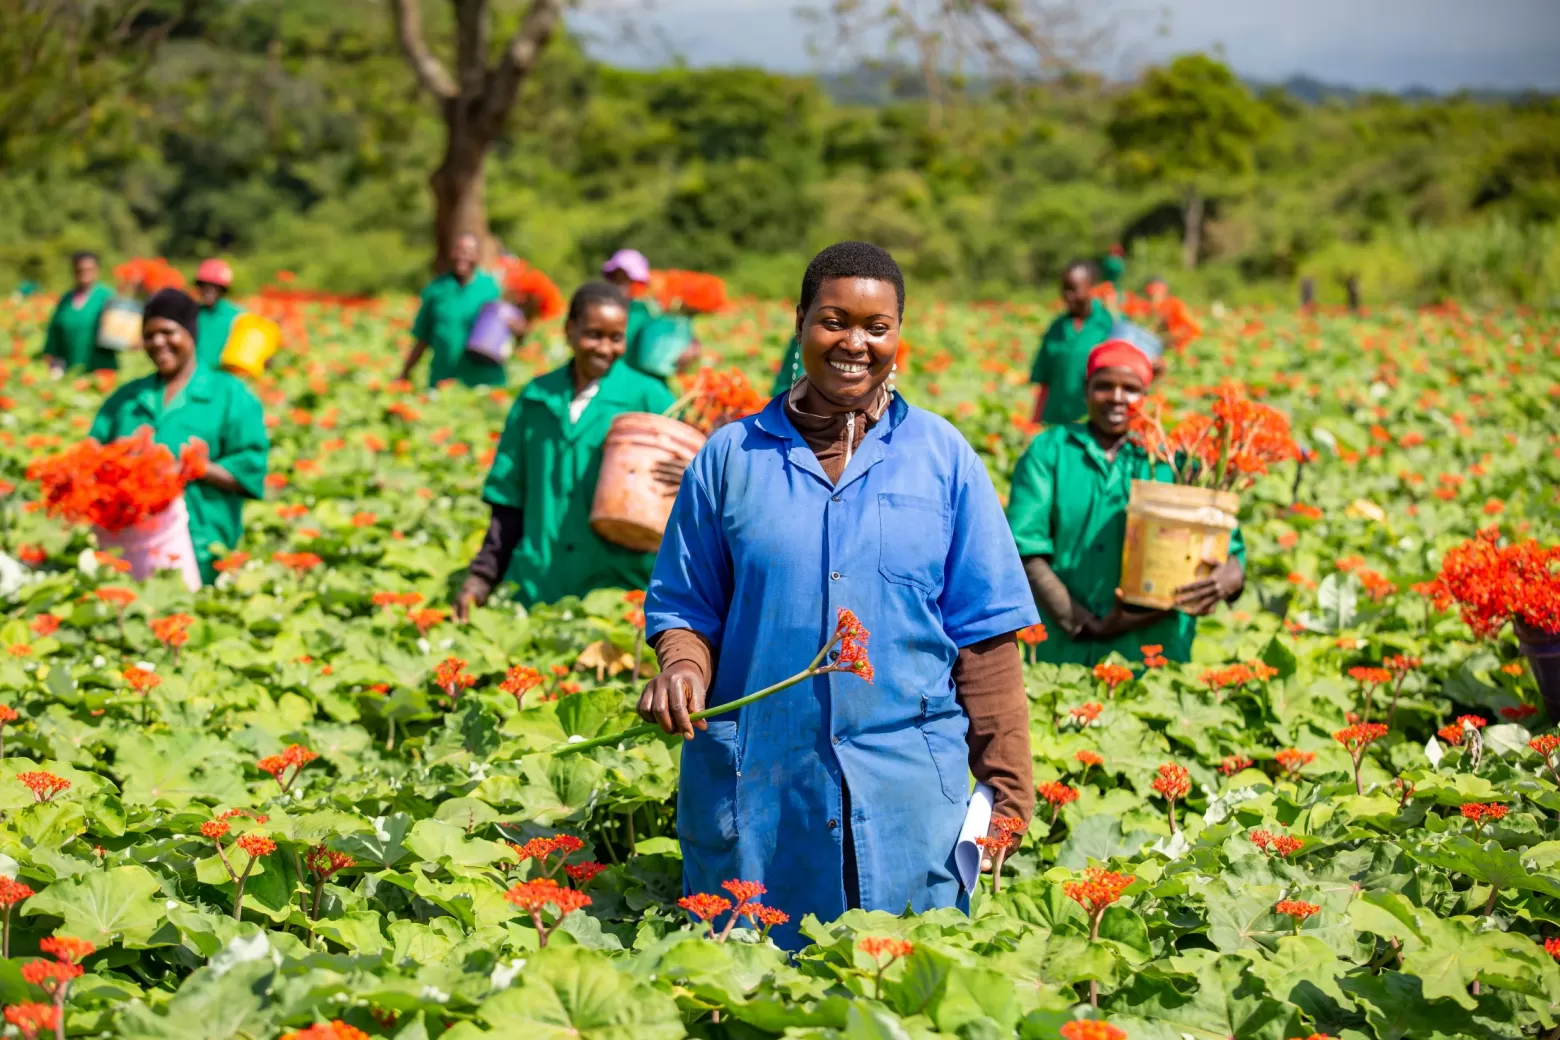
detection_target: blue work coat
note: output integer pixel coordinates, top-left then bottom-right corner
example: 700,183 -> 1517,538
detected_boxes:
646,392 -> 1036,948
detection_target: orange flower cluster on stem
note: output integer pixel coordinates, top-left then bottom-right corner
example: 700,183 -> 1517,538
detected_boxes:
257,744 -> 318,793
1460,803 -> 1509,826
1037,781 -> 1079,826
432,656 -> 476,704
2,1002 -> 59,1040
1150,763 -> 1191,833
1059,1022 -> 1128,1040
668,366 -> 766,436
1128,384 -> 1300,492
507,833 -> 585,880
1092,662 -> 1132,695
495,257 -> 565,321
1275,748 -> 1315,777
1424,528 -> 1560,637
26,429 -> 207,533
1274,899 -> 1320,933
17,771 -> 69,803
500,665 -> 544,705
857,935 -> 914,998
650,269 -> 728,314
280,1023 -> 370,1040
113,257 -> 186,294
1334,723 -> 1389,795
1219,754 -> 1254,776
504,878 -> 592,947
1250,829 -> 1304,856
1201,660 -> 1278,690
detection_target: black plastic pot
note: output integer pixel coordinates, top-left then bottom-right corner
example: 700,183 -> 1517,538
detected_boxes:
1514,619 -> 1560,724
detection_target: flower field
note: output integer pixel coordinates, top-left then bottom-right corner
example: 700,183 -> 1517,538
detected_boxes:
0,292 -> 1558,1040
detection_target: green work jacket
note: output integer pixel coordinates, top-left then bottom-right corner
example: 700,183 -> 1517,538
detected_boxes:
1099,254 -> 1125,287
1029,300 -> 1115,426
1006,423 -> 1245,666
196,298 -> 244,371
412,271 -> 503,388
771,335 -> 801,397
481,360 -> 675,606
42,285 -> 116,372
623,297 -> 693,381
89,367 -> 270,585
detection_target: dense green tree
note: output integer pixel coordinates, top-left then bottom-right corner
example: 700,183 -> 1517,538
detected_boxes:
1107,54 -> 1276,269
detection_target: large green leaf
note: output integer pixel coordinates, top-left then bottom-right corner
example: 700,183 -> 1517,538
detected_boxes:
476,945 -> 685,1039
1109,952 -> 1296,1040
23,865 -> 175,947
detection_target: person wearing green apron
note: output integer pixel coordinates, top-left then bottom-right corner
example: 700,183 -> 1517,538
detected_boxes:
90,289 -> 270,585
1099,244 -> 1126,288
399,233 -> 504,389
1029,261 -> 1115,427
453,281 -> 682,616
194,258 -> 244,371
1007,340 -> 1244,666
42,252 -> 117,374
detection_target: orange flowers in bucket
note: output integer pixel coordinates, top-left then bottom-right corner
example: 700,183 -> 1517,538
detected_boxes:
112,257 -> 186,295
496,258 -> 564,321
668,367 -> 766,436
651,270 -> 728,314
26,429 -> 207,533
1129,383 -> 1299,492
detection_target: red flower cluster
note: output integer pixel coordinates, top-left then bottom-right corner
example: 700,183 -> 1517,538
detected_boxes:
500,665 -> 544,703
433,657 -> 476,700
1140,643 -> 1167,668
1500,704 -> 1537,720
257,744 -> 318,791
17,771 -> 70,803
123,665 -> 161,694
1038,781 -> 1079,808
280,1023 -> 370,1040
151,613 -> 194,648
1017,623 -> 1048,646
1151,762 -> 1191,801
1069,702 -> 1104,724
651,269 -> 728,314
1459,803 -> 1509,824
1200,661 -> 1278,689
1274,899 -> 1320,921
496,257 -> 565,321
508,833 -> 586,879
1093,662 -> 1132,690
0,878 -> 34,910
1385,654 -> 1421,673
371,591 -> 422,608
1250,829 -> 1303,856
305,844 -> 356,880
235,833 -> 277,858
1063,868 -> 1134,915
675,366 -> 766,436
678,892 -> 732,921
1333,723 -> 1389,753
1059,1023 -> 1128,1040
564,861 -> 607,885
1425,528 -> 1560,637
1075,749 -> 1104,768
1347,666 -> 1392,686
1219,754 -> 1254,775
858,935 -> 914,961
27,429 -> 207,533
832,607 -> 873,683
1129,384 -> 1299,492
2,1003 -> 59,1040
113,257 -> 186,293
272,551 -> 323,572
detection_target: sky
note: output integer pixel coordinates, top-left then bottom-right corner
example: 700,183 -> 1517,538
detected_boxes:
572,0 -> 1560,93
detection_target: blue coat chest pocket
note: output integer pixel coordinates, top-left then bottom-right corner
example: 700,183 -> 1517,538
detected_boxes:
877,493 -> 948,593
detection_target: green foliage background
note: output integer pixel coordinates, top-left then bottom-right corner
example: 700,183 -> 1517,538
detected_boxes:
2,0 -> 1558,307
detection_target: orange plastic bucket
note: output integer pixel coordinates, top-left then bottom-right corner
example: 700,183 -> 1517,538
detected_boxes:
590,412 -> 706,552
1119,480 -> 1238,609
221,313 -> 282,377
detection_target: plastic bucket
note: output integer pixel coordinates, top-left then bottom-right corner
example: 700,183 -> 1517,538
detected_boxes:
97,299 -> 143,352
94,496 -> 202,592
1119,480 -> 1239,609
466,301 -> 519,363
1514,619 -> 1560,723
590,413 -> 707,552
631,313 -> 694,378
220,313 -> 281,377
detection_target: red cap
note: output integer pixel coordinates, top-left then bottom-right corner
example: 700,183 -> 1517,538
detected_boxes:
1086,339 -> 1154,387
195,258 -> 233,288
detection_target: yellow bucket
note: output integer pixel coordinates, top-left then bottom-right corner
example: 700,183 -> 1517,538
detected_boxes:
1119,480 -> 1239,609
220,313 -> 281,377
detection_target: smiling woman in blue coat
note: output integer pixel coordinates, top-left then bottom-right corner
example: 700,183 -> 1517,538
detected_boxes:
638,242 -> 1039,948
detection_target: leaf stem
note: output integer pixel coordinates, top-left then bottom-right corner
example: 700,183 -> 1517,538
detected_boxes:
233,856 -> 256,921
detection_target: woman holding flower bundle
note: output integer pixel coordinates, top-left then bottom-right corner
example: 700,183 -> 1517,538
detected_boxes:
89,289 -> 270,584
453,281 -> 681,617
638,242 -> 1037,947
1007,340 -> 1246,666
41,251 -> 117,375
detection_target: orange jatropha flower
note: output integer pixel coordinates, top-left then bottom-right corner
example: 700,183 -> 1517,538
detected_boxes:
1531,735 -> 1560,787
1064,868 -> 1134,931
3,1001 -> 60,1040
1092,662 -> 1132,695
123,666 -> 161,695
1347,666 -> 1392,686
500,665 -> 544,704
235,833 -> 277,858
1068,702 -> 1104,725
28,614 -> 59,637
279,1022 -> 371,1040
305,844 -> 356,881
830,608 -> 874,683
1151,763 -> 1191,833
94,586 -> 136,608
213,551 -> 249,573
1249,829 -> 1303,857
677,892 -> 733,933
1437,723 -> 1465,746
1140,643 -> 1167,668
858,935 -> 914,962
38,936 -> 94,965
673,365 -> 764,436
272,551 -> 323,572
17,772 -> 70,803
407,607 -> 446,634
564,861 -> 607,886
26,427 -> 206,532
1219,754 -> 1254,776
1075,749 -> 1104,769
1274,748 -> 1315,778
150,613 -> 194,648
200,820 -> 230,840
1037,781 -> 1078,825
256,744 -> 318,792
1275,900 -> 1320,933
1334,722 -> 1389,795
507,834 -> 586,879
1058,1022 -> 1127,1040
1460,803 -> 1509,826
1017,623 -> 1048,647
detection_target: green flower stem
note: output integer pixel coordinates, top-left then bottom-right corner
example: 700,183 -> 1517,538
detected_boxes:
553,633 -> 845,757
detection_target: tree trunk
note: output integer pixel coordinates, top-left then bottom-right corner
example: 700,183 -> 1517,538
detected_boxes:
429,123 -> 489,274
1181,187 -> 1204,270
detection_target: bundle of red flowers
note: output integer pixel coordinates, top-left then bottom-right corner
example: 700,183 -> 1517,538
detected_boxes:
1129,384 -> 1299,492
650,269 -> 728,314
26,429 -> 207,533
112,257 -> 186,295
1424,527 -> 1560,638
668,367 -> 767,436
495,258 -> 565,321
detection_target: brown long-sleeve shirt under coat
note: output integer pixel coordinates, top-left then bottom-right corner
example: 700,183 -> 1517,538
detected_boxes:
651,383 -> 1035,827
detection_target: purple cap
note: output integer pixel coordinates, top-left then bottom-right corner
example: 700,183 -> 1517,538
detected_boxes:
601,248 -> 650,284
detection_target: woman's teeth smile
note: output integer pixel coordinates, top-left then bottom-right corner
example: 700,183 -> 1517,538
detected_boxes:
828,358 -> 870,375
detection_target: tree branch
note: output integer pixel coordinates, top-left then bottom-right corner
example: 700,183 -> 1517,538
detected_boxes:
480,0 -> 564,138
388,0 -> 458,100
454,0 -> 489,99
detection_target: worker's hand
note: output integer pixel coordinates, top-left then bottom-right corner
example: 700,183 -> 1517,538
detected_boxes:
47,361 -> 66,379
1174,557 -> 1244,616
637,661 -> 708,740
452,575 -> 492,622
505,311 -> 529,338
651,457 -> 688,498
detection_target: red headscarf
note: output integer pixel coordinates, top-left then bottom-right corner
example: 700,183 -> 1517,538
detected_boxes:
1086,339 -> 1154,387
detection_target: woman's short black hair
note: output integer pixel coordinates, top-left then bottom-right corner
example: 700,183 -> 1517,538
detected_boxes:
567,280 -> 630,324
71,251 -> 99,266
799,241 -> 905,317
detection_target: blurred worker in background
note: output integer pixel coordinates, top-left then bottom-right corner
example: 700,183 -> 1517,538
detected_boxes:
194,259 -> 244,371
603,249 -> 701,382
1029,260 -> 1114,427
42,251 -> 117,375
399,232 -> 506,389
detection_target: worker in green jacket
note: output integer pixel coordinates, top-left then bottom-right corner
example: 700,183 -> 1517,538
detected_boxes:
601,249 -> 699,381
1029,260 -> 1115,426
399,232 -> 505,389
1099,244 -> 1126,289
42,251 -> 117,375
90,289 -> 270,585
1008,340 -> 1244,666
453,281 -> 684,616
194,258 -> 244,371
